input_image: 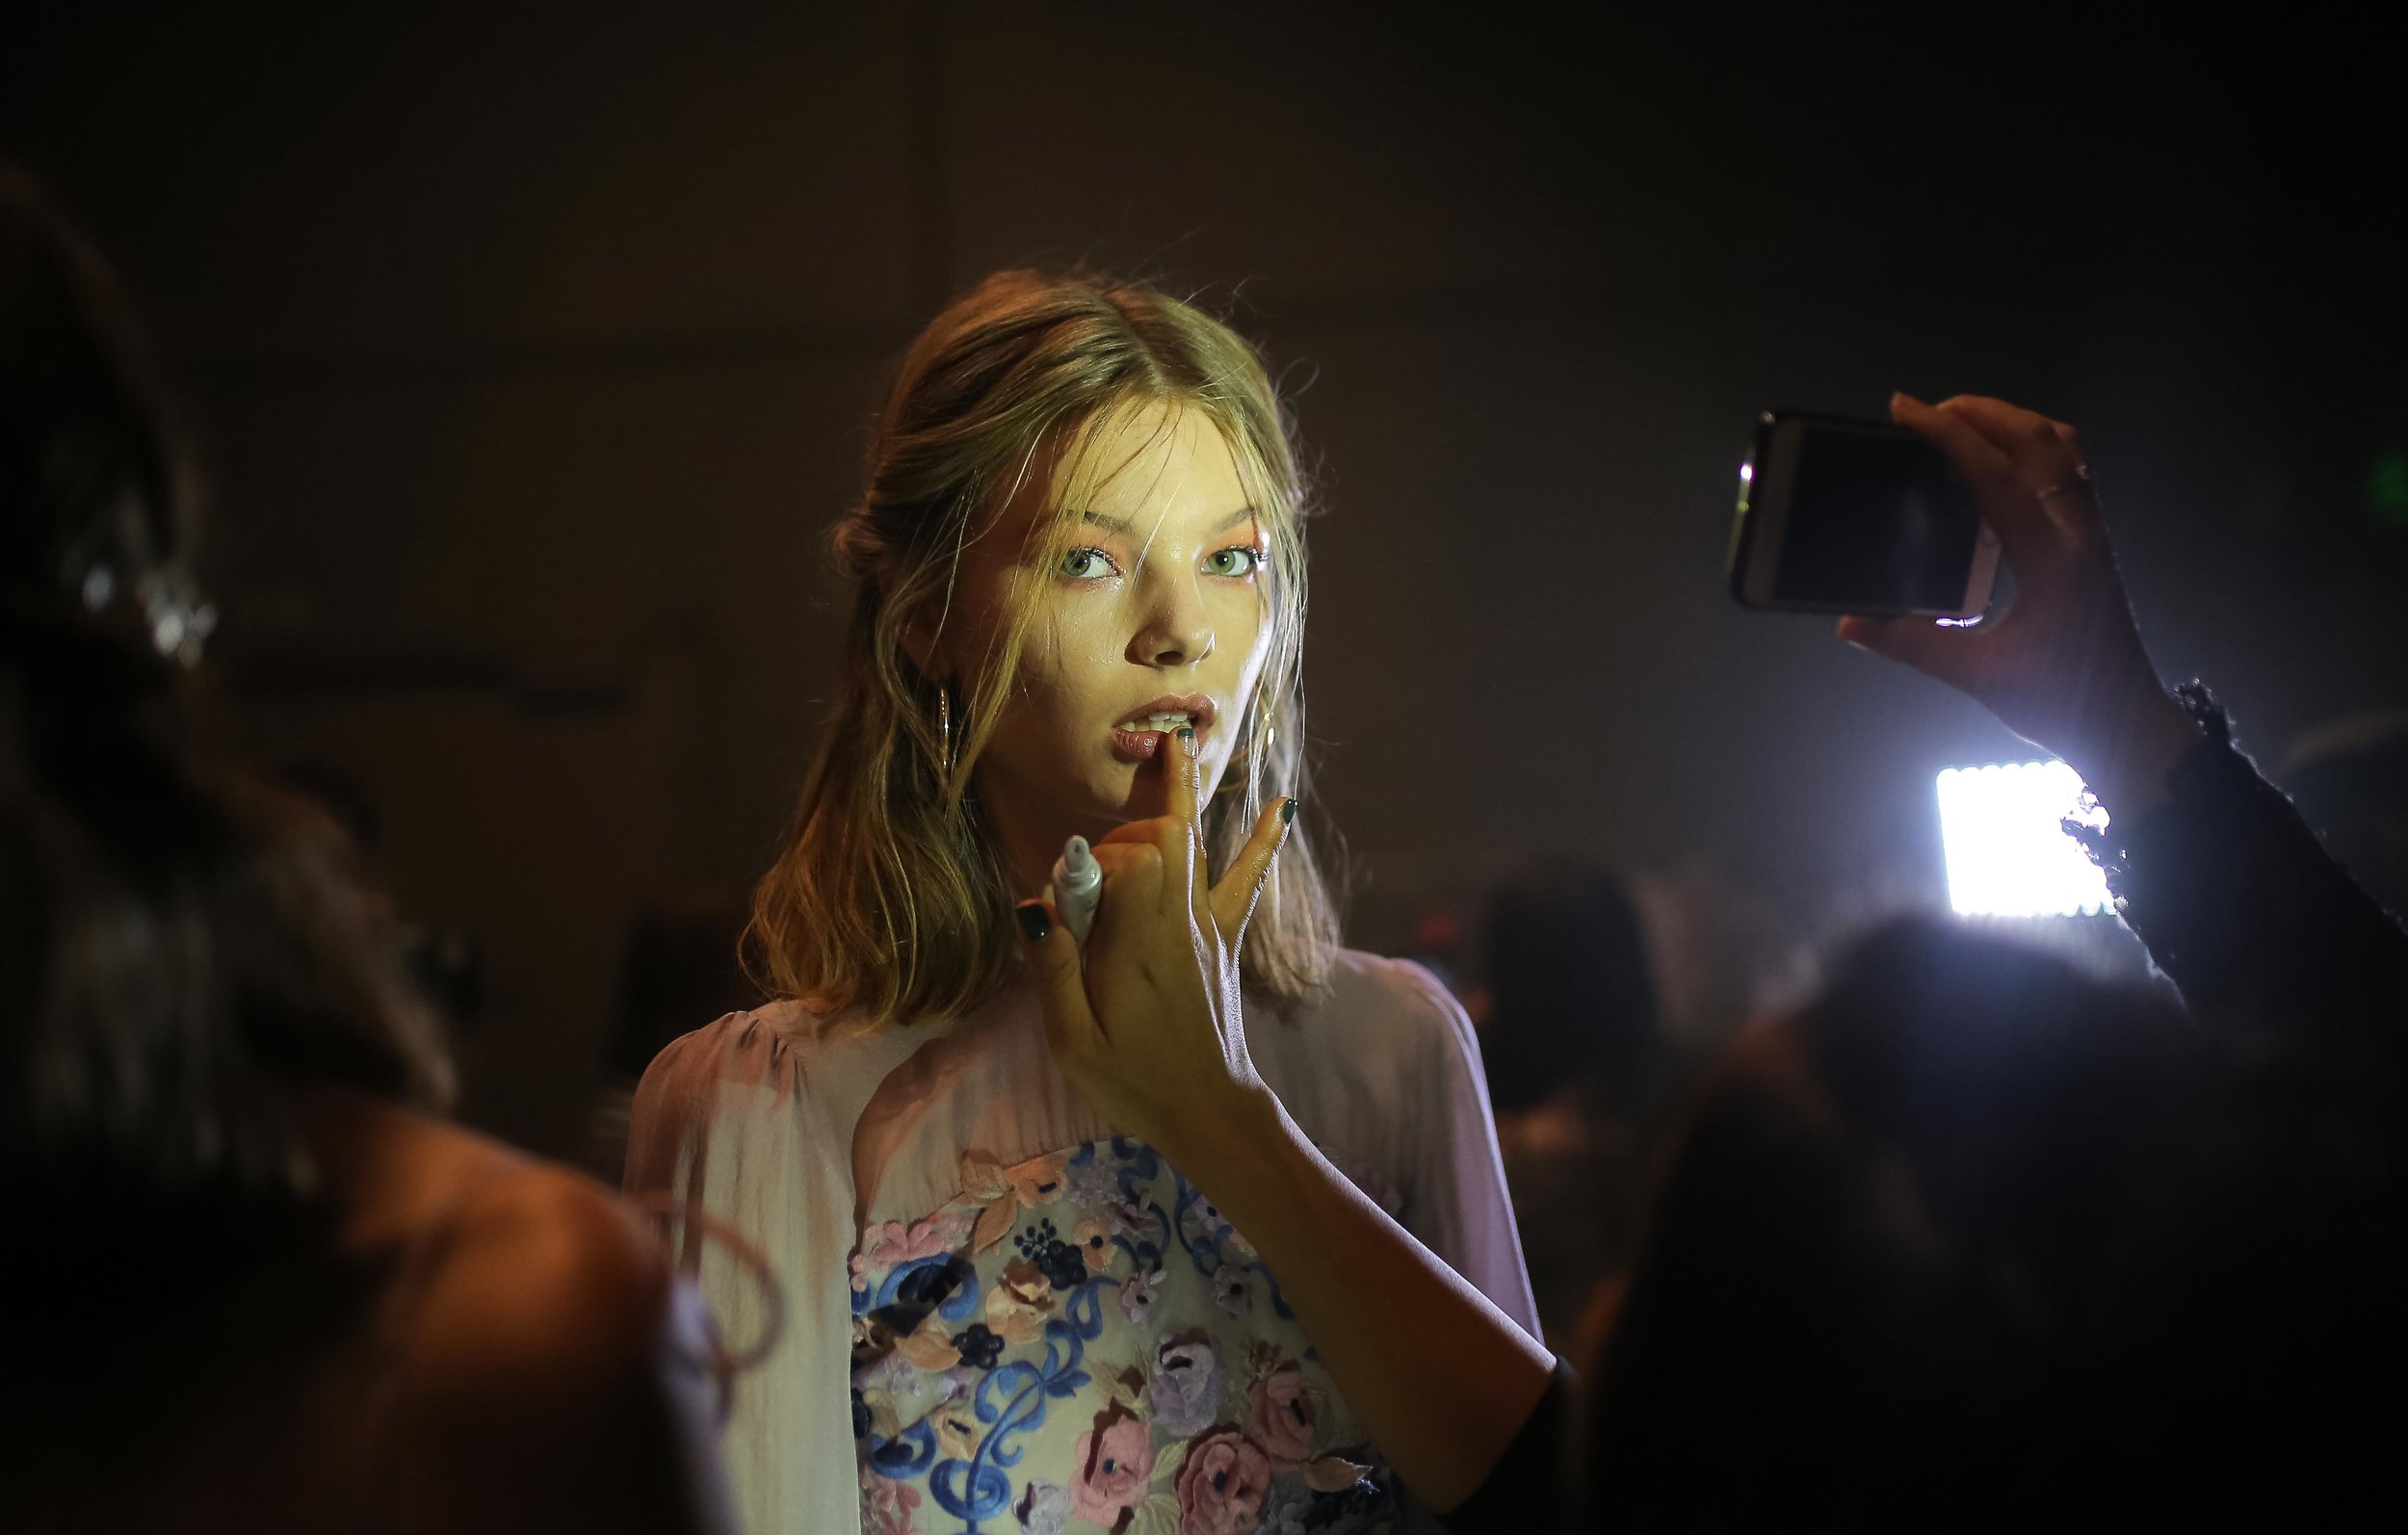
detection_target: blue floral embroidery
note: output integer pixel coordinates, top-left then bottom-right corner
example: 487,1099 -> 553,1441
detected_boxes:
860,1252 -> 983,1321
861,1275 -> 1107,1528
856,1137 -> 1396,1533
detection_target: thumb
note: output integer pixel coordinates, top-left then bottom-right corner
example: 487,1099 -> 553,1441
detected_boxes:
1015,899 -> 1102,1053
1837,613 -> 1990,697
1210,794 -> 1296,937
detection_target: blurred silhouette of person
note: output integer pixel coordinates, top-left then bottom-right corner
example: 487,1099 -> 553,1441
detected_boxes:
1478,864 -> 1670,1347
1586,917 -> 2205,1524
266,756 -> 486,1028
0,164 -> 734,1534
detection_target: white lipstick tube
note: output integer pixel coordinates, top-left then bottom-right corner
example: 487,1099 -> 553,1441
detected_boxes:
1049,835 -> 1103,946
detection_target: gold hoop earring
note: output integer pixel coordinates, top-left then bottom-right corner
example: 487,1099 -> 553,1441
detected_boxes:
936,685 -> 955,775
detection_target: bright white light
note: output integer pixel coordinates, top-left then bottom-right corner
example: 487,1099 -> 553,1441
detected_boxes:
1739,460 -> 1754,483
1936,761 -> 2113,917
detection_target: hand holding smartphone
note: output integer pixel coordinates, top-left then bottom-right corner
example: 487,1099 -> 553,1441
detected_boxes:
1728,410 -> 2001,619
1772,392 -> 2199,821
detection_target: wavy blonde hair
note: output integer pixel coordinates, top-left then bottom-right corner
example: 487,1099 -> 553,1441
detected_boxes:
747,271 -> 1341,1026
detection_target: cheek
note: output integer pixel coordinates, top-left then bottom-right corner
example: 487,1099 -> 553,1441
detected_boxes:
1215,593 -> 1274,687
1018,605 -> 1123,713
980,610 -> 1123,782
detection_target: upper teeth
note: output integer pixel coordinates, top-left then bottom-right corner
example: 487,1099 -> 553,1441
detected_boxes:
1124,712 -> 1192,731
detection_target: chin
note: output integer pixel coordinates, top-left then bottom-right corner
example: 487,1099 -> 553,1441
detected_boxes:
1106,778 -> 1167,819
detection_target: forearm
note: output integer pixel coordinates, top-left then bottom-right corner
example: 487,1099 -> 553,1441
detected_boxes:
2084,686 -> 2408,1051
1167,1088 -> 1556,1513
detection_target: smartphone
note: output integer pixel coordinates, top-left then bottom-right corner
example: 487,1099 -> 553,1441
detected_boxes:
1728,410 -> 2001,618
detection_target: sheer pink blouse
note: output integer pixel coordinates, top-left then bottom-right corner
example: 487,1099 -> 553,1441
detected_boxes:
625,950 -> 1537,1534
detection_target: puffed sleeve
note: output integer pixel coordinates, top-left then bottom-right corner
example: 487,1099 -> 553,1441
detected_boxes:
626,1013 -> 864,1535
1388,959 -> 1547,1340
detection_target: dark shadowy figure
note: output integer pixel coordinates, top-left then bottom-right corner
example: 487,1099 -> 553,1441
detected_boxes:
1479,865 -> 1674,1345
0,165 -> 731,1535
1585,712 -> 2408,1522
1480,865 -> 1661,1118
265,756 -> 486,1028
1584,918 -> 2206,1525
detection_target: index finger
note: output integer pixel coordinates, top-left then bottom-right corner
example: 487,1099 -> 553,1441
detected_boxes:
1935,397 -> 2101,542
1892,392 -> 2054,560
1158,724 -> 1205,911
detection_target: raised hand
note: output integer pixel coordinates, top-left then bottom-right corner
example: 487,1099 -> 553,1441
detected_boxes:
1013,726 -> 1295,1165
1839,393 -> 2203,818
1009,735 -> 1555,1514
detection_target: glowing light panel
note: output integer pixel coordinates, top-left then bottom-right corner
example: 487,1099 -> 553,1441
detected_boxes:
1936,761 -> 2113,917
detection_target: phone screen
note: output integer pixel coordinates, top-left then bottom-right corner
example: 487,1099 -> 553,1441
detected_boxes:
1767,419 -> 1981,611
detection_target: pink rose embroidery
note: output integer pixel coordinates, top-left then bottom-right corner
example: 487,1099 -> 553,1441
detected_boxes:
861,1209 -> 973,1271
1173,1425 -> 1272,1535
858,1460 -> 924,1535
1069,1401 -> 1156,1528
1244,1362 -> 1318,1470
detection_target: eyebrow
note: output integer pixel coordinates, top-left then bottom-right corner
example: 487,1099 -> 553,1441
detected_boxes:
1074,506 -> 1261,538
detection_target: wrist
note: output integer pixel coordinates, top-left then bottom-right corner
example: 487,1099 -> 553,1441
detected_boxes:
2066,687 -> 2204,825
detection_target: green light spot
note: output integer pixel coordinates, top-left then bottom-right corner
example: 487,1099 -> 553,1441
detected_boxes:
2372,452 -> 2408,530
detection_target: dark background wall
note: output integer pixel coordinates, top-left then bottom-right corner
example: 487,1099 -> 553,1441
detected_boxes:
8,3 -> 2402,1158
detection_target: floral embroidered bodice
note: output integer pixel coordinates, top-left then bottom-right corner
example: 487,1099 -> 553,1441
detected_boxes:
624,951 -> 1539,1535
851,1140 -> 1400,1534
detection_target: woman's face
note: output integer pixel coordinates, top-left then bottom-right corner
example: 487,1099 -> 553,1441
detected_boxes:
943,401 -> 1275,859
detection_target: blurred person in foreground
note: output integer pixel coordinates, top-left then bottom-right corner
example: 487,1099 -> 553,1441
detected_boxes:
0,166 -> 732,1534
1014,390 -> 2408,1529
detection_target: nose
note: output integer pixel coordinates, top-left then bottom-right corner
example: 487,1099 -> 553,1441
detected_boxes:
1128,567 -> 1216,669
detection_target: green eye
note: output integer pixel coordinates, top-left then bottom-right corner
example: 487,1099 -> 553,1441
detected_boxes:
1205,546 -> 1265,578
1060,547 -> 1117,581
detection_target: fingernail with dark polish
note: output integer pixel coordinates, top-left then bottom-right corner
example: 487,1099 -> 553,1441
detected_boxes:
1177,725 -> 1195,747
1280,796 -> 1298,824
1014,902 -> 1051,944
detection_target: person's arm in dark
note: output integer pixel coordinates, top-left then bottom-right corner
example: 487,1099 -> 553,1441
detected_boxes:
2082,684 -> 2408,1059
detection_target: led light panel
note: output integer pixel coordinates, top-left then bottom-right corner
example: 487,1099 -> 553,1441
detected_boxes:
1936,761 -> 2113,918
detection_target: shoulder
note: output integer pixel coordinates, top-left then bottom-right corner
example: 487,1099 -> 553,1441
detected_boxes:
1253,949 -> 1488,1131
639,1002 -> 807,1083
631,1002 -> 834,1115
1293,947 -> 1481,1061
409,1157 -> 673,1395
382,1140 -> 733,1532
628,1000 -> 922,1201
